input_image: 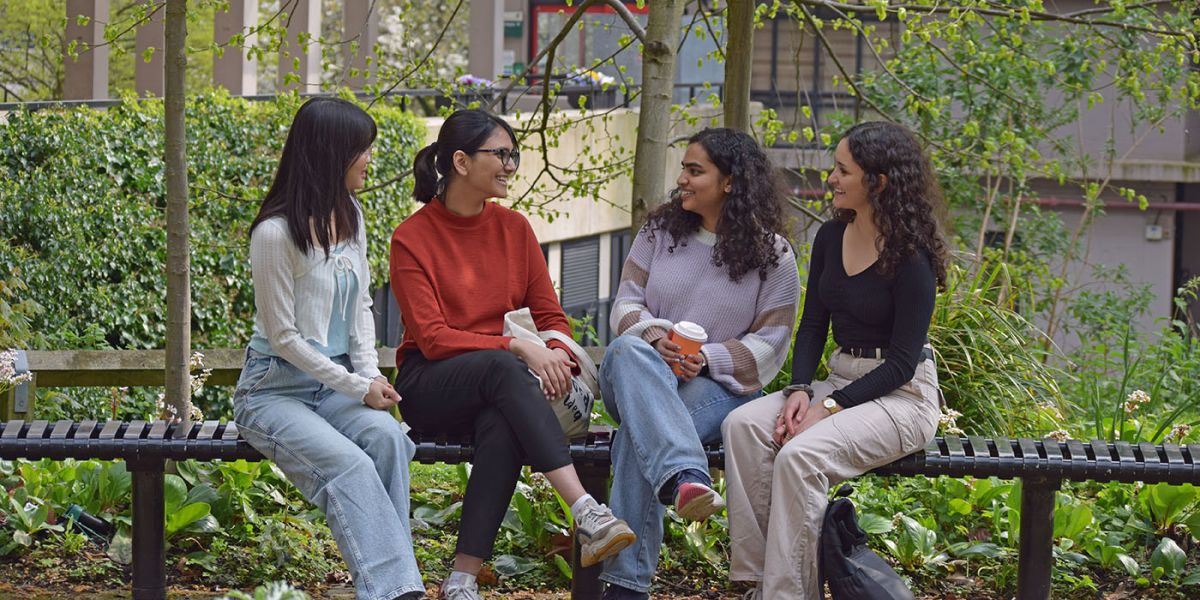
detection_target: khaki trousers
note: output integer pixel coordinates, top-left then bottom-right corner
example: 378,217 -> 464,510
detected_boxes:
721,350 -> 941,599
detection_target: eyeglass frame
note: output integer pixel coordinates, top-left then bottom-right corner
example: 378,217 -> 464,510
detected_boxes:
473,147 -> 521,169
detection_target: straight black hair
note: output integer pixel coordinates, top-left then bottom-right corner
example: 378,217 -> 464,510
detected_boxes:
412,109 -> 517,203
251,97 -> 377,256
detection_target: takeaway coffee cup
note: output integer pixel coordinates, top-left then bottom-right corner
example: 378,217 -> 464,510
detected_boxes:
668,321 -> 708,376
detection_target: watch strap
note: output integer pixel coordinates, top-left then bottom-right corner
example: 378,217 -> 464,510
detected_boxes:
783,383 -> 814,398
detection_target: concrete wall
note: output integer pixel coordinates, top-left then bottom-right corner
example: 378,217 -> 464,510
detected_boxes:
418,108 -> 647,244
1028,180 -> 1178,339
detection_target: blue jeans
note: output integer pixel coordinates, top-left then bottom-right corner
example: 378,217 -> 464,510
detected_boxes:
233,349 -> 423,600
598,335 -> 758,592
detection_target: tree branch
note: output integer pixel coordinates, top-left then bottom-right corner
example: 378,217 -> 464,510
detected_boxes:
369,0 -> 466,108
791,0 -> 1196,39
601,0 -> 647,43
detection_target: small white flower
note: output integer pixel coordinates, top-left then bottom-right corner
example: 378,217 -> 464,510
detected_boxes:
1046,429 -> 1070,442
938,408 -> 964,435
1123,389 -> 1151,415
1167,424 -> 1191,443
188,352 -> 206,370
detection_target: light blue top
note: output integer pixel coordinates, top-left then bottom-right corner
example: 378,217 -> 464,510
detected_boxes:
250,240 -> 358,358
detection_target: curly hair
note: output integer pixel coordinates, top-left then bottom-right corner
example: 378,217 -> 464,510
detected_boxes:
644,128 -> 786,283
834,121 -> 949,289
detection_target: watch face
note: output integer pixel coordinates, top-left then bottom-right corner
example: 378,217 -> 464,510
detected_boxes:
823,398 -> 838,411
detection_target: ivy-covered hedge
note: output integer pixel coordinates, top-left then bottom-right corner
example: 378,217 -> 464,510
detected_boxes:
0,91 -> 423,350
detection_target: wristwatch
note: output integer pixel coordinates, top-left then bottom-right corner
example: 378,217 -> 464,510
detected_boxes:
822,397 -> 843,414
782,383 -> 814,398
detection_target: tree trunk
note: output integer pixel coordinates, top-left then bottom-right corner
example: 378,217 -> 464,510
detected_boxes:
164,0 -> 191,429
724,0 -> 755,132
629,0 -> 686,232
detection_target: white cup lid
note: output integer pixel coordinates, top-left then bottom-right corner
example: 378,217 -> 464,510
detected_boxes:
672,321 -> 708,342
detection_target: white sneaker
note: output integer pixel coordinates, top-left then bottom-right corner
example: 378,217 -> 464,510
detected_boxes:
674,481 -> 726,521
742,585 -> 763,600
575,500 -> 637,567
440,578 -> 481,600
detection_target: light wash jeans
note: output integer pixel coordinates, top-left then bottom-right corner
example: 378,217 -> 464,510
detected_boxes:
598,335 -> 758,592
233,349 -> 424,600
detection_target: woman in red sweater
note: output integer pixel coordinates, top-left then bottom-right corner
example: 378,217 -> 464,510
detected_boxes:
389,109 -> 634,600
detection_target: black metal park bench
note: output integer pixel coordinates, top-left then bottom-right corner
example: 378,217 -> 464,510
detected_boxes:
2,350 -> 1199,600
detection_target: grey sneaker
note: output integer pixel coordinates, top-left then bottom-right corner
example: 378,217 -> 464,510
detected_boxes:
742,585 -> 763,600
575,500 -> 637,567
440,579 -> 481,600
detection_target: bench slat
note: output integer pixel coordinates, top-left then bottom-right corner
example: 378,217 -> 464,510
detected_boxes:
220,422 -> 240,441
198,421 -> 219,440
27,420 -> 49,438
966,435 -> 989,457
945,436 -> 965,458
149,421 -> 169,440
99,421 -> 121,439
1163,443 -> 1184,465
75,420 -> 99,439
1043,440 -> 1065,477
50,420 -> 72,439
1,420 -> 23,439
123,420 -> 147,440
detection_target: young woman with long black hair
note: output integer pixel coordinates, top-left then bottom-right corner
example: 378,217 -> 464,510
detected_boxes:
722,121 -> 950,599
234,97 -> 424,600
389,109 -> 635,600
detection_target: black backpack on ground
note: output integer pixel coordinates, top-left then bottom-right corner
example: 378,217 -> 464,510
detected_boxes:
818,485 -> 915,600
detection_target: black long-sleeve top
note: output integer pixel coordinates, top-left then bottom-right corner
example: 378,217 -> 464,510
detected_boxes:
789,219 -> 936,408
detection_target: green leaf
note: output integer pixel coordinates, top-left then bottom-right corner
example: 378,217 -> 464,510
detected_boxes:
1053,503 -> 1093,541
954,542 -> 1005,559
414,501 -> 461,527
553,553 -> 572,580
1149,537 -> 1186,577
164,473 -> 188,513
948,498 -> 973,515
184,514 -> 220,535
493,554 -> 537,576
1117,553 -> 1139,577
107,530 -> 133,565
166,502 -> 211,537
1145,483 -> 1196,530
858,512 -> 894,534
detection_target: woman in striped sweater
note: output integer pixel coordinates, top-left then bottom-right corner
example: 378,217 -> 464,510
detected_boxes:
599,128 -> 801,599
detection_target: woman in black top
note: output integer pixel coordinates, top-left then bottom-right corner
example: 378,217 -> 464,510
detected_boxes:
721,121 -> 949,600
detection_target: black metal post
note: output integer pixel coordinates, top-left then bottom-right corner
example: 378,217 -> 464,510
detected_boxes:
571,461 -> 610,600
1016,477 -> 1060,600
130,459 -> 167,600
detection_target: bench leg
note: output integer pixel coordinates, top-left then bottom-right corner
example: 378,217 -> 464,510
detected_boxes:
1017,477 -> 1060,600
130,459 -> 167,600
571,461 -> 610,600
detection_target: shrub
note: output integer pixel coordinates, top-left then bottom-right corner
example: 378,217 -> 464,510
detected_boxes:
0,90 -> 423,352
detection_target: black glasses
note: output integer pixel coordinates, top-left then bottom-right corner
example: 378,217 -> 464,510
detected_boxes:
474,147 -> 521,168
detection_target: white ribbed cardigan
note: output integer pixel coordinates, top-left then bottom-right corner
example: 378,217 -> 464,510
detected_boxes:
249,215 -> 382,401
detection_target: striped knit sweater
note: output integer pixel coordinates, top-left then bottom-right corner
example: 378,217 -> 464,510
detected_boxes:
610,225 -> 800,394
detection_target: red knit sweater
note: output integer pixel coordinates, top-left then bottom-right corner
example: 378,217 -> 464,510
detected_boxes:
389,199 -> 572,368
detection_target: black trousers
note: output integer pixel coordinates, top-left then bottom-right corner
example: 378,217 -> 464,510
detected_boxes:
395,349 -> 573,559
